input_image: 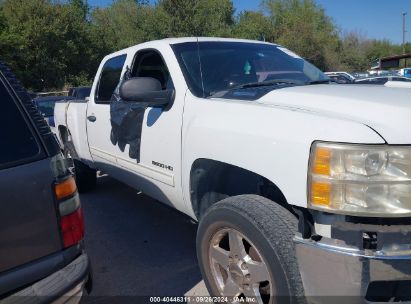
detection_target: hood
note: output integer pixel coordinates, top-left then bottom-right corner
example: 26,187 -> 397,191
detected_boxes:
256,84 -> 411,144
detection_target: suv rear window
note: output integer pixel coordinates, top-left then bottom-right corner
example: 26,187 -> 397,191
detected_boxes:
0,83 -> 41,169
95,54 -> 127,103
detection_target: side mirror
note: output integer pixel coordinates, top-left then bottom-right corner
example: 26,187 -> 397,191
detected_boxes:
119,77 -> 174,107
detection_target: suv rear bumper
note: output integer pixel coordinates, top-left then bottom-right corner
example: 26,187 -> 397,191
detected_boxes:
3,253 -> 90,304
295,236 -> 411,303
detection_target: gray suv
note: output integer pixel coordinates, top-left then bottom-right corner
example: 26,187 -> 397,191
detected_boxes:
0,62 -> 91,302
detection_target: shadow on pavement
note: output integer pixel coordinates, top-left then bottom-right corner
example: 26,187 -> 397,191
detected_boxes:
80,175 -> 203,302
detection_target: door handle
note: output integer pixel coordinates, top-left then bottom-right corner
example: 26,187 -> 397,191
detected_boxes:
87,115 -> 96,122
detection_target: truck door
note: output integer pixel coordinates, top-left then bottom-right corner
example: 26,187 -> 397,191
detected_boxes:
86,54 -> 127,169
110,48 -> 186,211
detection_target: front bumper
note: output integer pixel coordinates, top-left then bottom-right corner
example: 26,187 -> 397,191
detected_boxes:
3,253 -> 90,304
295,235 -> 411,303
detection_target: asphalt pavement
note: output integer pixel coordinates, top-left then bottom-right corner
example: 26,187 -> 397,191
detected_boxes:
80,175 -> 208,303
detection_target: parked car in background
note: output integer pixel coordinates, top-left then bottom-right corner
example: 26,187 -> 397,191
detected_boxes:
324,71 -> 355,83
55,37 -> 411,302
0,62 -> 91,302
385,80 -> 411,88
352,71 -> 369,79
368,69 -> 393,76
68,86 -> 91,99
34,95 -> 75,132
399,68 -> 411,78
355,75 -> 411,85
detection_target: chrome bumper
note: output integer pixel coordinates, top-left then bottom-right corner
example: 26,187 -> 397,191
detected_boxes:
294,236 -> 411,303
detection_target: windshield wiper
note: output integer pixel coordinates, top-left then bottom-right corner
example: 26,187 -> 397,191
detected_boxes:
232,79 -> 303,90
208,79 -> 302,98
307,79 -> 331,85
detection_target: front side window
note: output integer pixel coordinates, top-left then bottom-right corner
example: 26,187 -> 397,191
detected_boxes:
96,54 -> 127,103
0,83 -> 41,169
172,41 -> 328,98
131,50 -> 174,90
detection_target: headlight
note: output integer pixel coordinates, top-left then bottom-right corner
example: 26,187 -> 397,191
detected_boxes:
308,142 -> 411,216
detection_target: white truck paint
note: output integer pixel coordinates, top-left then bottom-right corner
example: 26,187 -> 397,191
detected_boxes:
55,38 -> 411,301
54,38 -> 394,217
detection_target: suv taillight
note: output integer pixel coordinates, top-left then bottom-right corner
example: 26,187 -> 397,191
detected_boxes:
60,208 -> 84,248
54,176 -> 84,248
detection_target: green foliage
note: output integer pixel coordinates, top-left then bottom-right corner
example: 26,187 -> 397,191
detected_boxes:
0,0 -> 94,90
0,0 -> 409,91
69,0 -> 90,20
335,32 -> 411,72
261,0 -> 340,70
91,0 -> 147,51
157,0 -> 234,37
232,11 -> 274,41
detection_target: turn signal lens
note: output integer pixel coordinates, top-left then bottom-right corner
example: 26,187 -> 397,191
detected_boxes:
55,176 -> 77,200
312,147 -> 331,175
310,182 -> 331,206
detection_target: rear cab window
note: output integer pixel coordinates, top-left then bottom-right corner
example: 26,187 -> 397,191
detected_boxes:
0,80 -> 44,169
95,54 -> 127,104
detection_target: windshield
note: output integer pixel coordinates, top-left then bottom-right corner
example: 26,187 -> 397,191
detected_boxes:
172,41 -> 328,98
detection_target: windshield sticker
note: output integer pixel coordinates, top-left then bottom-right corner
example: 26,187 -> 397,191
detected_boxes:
277,47 -> 302,59
244,61 -> 251,75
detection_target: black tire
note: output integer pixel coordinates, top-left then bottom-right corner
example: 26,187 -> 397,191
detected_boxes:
73,159 -> 96,193
197,195 -> 305,304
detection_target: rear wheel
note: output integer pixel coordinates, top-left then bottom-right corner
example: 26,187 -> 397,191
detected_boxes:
73,159 -> 97,193
197,195 -> 305,304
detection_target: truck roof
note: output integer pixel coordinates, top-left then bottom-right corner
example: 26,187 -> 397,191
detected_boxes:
103,37 -> 278,60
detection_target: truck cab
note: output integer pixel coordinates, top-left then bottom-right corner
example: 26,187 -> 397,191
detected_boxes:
55,38 -> 411,303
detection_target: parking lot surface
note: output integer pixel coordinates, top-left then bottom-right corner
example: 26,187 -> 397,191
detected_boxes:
81,175 -> 208,302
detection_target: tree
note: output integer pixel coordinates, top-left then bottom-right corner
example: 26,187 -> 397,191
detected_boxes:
262,0 -> 340,70
157,0 -> 235,37
233,11 -> 274,41
90,0 -> 157,51
0,0 -> 94,90
336,31 -> 370,71
69,0 -> 90,20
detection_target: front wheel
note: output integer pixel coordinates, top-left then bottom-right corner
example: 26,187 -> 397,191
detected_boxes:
197,195 -> 305,304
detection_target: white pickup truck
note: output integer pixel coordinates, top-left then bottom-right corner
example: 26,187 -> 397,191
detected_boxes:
55,37 -> 411,303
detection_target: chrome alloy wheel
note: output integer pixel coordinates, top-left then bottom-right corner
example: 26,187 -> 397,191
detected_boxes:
208,228 -> 274,304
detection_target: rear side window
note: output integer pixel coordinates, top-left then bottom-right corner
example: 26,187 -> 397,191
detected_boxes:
0,82 -> 41,169
95,54 -> 127,104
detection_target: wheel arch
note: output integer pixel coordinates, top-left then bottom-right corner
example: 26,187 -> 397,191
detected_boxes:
58,125 -> 69,145
189,158 -> 293,219
57,125 -> 79,159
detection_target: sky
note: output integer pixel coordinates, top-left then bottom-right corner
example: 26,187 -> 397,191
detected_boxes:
87,0 -> 411,44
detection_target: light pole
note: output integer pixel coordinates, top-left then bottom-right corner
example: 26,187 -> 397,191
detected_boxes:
403,12 -> 407,54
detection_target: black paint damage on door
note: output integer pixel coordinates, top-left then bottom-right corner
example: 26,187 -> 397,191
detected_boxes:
109,68 -> 147,162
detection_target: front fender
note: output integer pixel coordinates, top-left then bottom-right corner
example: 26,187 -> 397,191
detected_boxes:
182,93 -> 384,213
